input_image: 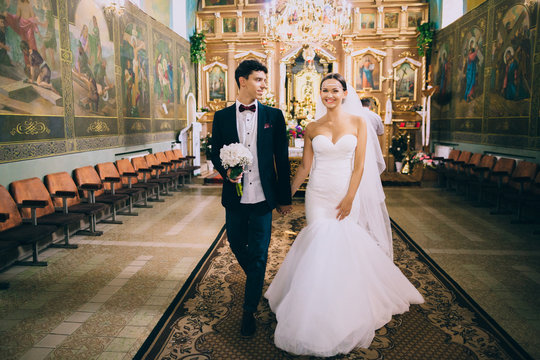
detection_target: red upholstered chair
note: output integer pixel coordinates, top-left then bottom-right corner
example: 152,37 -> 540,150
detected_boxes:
10,178 -> 85,249
0,185 -> 57,267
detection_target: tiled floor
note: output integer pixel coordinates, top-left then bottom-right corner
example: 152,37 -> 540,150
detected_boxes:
1,182 -> 539,359
0,184 -> 225,360
385,186 -> 540,359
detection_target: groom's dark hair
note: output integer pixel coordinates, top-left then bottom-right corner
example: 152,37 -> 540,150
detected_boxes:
320,73 -> 347,91
235,60 -> 268,87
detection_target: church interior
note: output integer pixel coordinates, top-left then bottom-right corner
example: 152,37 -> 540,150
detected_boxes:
0,0 -> 539,359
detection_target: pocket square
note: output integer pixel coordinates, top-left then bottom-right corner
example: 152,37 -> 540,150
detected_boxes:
264,123 -> 272,129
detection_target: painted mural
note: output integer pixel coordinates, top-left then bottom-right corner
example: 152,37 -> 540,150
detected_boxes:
455,24 -> 484,118
176,41 -> 193,119
152,30 -> 174,119
432,37 -> 453,117
0,0 -> 62,115
69,0 -> 116,117
489,4 -> 533,117
120,13 -> 150,119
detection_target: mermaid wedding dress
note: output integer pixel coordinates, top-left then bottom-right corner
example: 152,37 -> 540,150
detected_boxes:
264,132 -> 424,357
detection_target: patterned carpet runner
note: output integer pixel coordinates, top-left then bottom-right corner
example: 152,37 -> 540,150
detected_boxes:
136,203 -> 532,360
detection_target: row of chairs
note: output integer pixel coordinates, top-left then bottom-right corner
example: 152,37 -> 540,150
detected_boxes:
0,149 -> 199,289
434,149 -> 539,223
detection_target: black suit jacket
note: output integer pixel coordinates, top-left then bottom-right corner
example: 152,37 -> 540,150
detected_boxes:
211,101 -> 292,210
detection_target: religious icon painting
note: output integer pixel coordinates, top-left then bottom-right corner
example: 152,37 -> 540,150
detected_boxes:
247,0 -> 271,4
432,37 -> 453,117
408,12 -> 423,27
488,3 -> 532,117
354,54 -> 382,92
0,0 -> 63,117
206,64 -> 227,102
120,14 -> 150,120
384,12 -> 399,28
360,13 -> 376,29
455,22 -> 485,118
202,19 -> 215,34
152,31 -> 174,119
245,17 -> 259,33
69,0 -> 116,118
223,18 -> 237,33
393,61 -> 417,101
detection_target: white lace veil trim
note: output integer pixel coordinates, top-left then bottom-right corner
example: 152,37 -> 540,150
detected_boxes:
315,84 -> 393,259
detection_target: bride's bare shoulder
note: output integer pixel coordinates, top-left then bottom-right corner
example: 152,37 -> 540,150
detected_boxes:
305,121 -> 318,137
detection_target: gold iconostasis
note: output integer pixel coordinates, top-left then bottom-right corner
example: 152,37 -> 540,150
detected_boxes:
196,0 -> 430,166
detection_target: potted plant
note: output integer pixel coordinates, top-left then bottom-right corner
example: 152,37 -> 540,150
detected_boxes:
389,134 -> 407,172
201,134 -> 213,171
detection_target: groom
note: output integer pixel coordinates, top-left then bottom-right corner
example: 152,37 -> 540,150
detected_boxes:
211,59 -> 292,337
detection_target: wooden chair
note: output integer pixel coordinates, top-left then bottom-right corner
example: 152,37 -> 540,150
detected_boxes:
156,151 -> 189,190
115,158 -> 159,206
73,166 -> 130,225
0,185 -> 57,268
467,155 -> 497,205
10,178 -> 85,249
131,156 -> 169,201
44,172 -> 107,236
503,161 -> 539,223
95,162 -> 146,216
144,154 -> 176,195
454,153 -> 482,197
480,158 -> 516,215
173,149 -> 200,182
435,149 -> 460,188
445,151 -> 472,191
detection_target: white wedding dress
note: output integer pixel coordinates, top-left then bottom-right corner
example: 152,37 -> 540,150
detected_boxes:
264,133 -> 424,357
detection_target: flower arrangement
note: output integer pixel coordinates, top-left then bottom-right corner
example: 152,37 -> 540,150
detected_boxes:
389,134 -> 407,162
220,143 -> 253,196
410,151 -> 435,169
287,124 -> 305,139
260,91 -> 276,107
199,106 -> 210,112
201,134 -> 212,158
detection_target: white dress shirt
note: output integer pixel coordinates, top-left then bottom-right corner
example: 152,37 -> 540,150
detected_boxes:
236,100 -> 266,204
363,108 -> 384,136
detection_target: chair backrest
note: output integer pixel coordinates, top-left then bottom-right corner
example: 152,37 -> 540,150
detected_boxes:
96,162 -> 122,191
508,161 -> 538,192
472,155 -> 496,178
44,172 -> 81,208
172,149 -> 184,159
10,178 -> 55,219
165,150 -> 176,162
131,156 -> 150,181
468,153 -> 482,167
452,151 -> 471,171
116,159 -> 139,185
445,149 -> 461,170
144,154 -> 162,177
155,152 -> 169,165
73,166 -> 105,198
533,172 -> 540,196
489,158 -> 516,184
0,185 -> 23,232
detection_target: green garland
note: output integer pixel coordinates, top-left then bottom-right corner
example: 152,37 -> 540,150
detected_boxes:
416,22 -> 434,58
190,32 -> 206,64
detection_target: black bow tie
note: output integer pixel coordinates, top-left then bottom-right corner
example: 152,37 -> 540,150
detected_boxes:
239,104 -> 256,112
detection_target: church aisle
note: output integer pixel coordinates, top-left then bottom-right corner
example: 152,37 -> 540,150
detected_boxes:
0,185 -> 224,360
385,187 -> 540,359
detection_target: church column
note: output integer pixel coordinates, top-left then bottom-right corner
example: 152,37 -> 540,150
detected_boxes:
279,60 -> 286,110
264,46 -> 275,93
400,6 -> 408,34
377,6 -> 384,35
342,38 -> 352,83
383,39 -> 394,95
227,42 -> 236,102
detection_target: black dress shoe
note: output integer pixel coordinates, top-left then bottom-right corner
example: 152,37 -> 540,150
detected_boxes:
240,311 -> 256,337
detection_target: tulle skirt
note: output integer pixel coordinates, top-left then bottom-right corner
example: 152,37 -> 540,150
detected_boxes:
264,217 -> 424,357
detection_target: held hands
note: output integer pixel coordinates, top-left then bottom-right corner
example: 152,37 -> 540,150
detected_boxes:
277,204 -> 292,215
336,195 -> 354,221
227,168 -> 243,183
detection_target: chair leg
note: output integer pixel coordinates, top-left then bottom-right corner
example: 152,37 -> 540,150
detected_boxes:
118,195 -> 138,216
16,241 -> 48,266
100,205 -> 123,224
50,225 -> 78,249
76,213 -> 103,236
134,190 -> 153,208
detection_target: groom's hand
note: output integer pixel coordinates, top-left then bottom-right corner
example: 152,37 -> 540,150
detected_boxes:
276,204 -> 292,215
227,168 -> 243,183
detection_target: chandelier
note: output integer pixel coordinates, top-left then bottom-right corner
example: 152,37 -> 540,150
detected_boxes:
263,0 -> 351,45
103,0 -> 126,16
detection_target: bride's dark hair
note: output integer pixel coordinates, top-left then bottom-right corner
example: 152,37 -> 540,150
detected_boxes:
320,73 -> 347,91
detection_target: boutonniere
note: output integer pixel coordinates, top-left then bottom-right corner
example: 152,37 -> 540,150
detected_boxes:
264,123 -> 272,129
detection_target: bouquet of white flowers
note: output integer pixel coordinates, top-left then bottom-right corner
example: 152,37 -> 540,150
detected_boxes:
220,143 -> 253,196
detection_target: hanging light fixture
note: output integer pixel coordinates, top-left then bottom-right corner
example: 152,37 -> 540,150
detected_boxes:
263,0 -> 351,46
103,0 -> 126,16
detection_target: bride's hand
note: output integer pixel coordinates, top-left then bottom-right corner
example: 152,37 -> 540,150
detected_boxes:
336,195 -> 354,221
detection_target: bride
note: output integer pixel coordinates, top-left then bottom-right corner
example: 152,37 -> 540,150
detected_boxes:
264,73 -> 424,357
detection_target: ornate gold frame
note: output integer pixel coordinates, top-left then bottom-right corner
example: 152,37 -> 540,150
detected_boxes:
353,50 -> 384,92
205,62 -> 228,103
393,59 -> 419,102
